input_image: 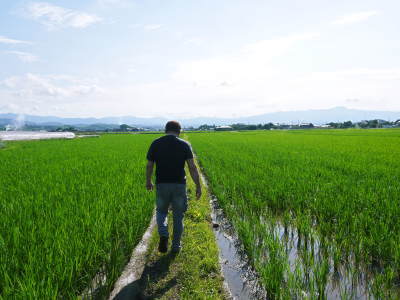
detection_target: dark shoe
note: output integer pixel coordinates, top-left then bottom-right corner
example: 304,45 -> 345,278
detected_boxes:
171,249 -> 180,255
171,247 -> 181,254
158,236 -> 168,253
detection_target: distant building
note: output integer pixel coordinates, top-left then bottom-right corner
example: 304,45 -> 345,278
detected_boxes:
279,124 -> 291,129
215,125 -> 233,131
300,123 -> 314,129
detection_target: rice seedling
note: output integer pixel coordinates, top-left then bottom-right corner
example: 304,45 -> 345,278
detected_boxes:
0,134 -> 155,298
189,129 -> 400,298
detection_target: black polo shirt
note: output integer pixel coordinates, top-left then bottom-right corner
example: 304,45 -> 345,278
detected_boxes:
146,135 -> 194,184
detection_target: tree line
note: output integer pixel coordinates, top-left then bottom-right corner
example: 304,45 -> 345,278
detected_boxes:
194,119 -> 400,131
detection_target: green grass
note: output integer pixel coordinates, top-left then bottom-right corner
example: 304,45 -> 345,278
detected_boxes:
0,135 -> 155,298
189,129 -> 400,299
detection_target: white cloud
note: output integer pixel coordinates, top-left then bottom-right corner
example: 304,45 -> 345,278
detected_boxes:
184,37 -> 204,46
143,24 -> 163,31
303,68 -> 400,81
0,73 -> 104,118
0,36 -> 31,45
2,73 -> 102,99
172,32 -> 320,85
24,2 -> 102,30
332,11 -> 379,25
160,33 -> 400,116
96,0 -> 131,8
131,23 -> 164,32
2,67 -> 399,118
6,51 -> 39,63
1,31 -> 399,118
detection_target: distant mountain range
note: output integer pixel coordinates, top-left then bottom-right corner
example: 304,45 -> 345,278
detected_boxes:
1,107 -> 399,128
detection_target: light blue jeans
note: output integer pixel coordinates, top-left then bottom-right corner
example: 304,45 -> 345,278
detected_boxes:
156,183 -> 188,250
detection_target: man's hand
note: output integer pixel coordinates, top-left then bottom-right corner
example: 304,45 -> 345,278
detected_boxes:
187,159 -> 202,200
196,184 -> 202,199
146,181 -> 154,191
146,160 -> 155,191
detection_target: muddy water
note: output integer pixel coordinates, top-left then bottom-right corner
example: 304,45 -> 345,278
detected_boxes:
211,200 -> 374,299
210,197 -> 267,300
274,222 -> 371,299
197,167 -> 267,299
205,187 -> 377,299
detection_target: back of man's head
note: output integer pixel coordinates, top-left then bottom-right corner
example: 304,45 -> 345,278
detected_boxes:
165,121 -> 181,134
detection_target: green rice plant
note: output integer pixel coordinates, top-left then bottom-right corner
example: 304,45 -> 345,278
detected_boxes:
0,134 -> 156,298
189,129 -> 400,298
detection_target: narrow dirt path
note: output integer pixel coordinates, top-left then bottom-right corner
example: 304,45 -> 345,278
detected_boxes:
109,157 -> 228,299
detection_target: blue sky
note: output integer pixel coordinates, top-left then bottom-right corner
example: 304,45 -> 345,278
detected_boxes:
0,0 -> 399,118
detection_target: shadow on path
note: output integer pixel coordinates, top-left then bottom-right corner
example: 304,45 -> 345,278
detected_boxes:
113,252 -> 178,300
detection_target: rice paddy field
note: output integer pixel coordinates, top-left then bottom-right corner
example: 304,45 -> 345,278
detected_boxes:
2,129 -> 400,299
189,129 -> 400,299
0,135 -> 155,298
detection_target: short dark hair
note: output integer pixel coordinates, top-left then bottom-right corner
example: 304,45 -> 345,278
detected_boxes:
165,121 -> 181,133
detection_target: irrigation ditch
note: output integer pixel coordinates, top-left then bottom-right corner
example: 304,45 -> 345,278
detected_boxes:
108,213 -> 157,299
81,214 -> 157,299
199,170 -> 267,300
210,195 -> 268,300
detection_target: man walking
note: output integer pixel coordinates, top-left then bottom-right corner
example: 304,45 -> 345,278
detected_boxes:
146,121 -> 202,253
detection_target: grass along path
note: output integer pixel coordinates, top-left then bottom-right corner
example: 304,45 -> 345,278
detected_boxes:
113,158 -> 228,299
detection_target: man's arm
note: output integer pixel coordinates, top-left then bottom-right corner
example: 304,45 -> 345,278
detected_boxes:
146,160 -> 155,190
187,158 -> 202,199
